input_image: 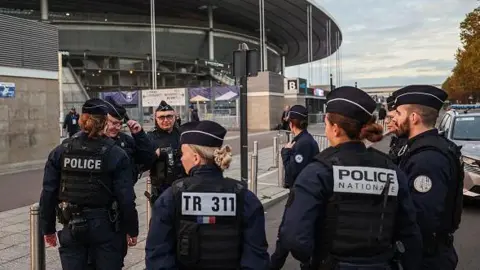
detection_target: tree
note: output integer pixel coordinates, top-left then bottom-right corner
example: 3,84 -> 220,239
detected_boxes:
443,7 -> 480,103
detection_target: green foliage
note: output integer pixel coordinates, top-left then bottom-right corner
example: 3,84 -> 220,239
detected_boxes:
443,7 -> 480,103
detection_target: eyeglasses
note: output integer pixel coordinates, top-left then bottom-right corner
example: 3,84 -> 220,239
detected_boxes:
157,115 -> 175,121
108,120 -> 123,127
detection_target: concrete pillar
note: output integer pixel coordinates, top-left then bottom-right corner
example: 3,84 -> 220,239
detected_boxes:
41,0 -> 48,21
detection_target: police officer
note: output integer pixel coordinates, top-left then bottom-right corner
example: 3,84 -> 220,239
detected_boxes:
385,95 -> 408,164
147,100 -> 186,205
103,96 -> 156,183
100,96 -> 155,266
40,98 -> 139,270
391,85 -> 463,269
271,104 -> 319,270
280,86 -> 422,270
145,120 -> 270,270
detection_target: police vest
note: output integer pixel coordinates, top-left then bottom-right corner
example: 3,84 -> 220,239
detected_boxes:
399,134 -> 463,234
150,146 -> 184,186
314,146 -> 399,261
172,176 -> 245,269
58,135 -> 115,207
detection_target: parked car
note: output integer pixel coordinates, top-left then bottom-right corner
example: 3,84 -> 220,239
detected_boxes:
438,104 -> 480,199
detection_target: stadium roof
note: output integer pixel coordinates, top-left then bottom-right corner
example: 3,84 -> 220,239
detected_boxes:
0,0 -> 342,67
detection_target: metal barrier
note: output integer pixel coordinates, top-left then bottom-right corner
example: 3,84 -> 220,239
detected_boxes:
30,203 -> 45,270
272,136 -> 278,168
146,178 -> 152,228
249,153 -> 258,195
249,141 -> 259,194
277,151 -> 285,187
313,134 -> 329,151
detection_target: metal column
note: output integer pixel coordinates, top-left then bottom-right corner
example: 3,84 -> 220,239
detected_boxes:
30,203 -> 45,270
208,5 -> 215,61
40,0 -> 48,21
326,19 -> 331,85
258,0 -> 265,71
150,0 -> 157,90
208,5 -> 215,114
335,31 -> 340,87
307,4 -> 313,85
281,55 -> 286,76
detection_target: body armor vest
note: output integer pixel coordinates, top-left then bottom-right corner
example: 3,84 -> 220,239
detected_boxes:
59,135 -> 115,207
172,176 -> 245,269
399,134 -> 463,234
314,146 -> 399,262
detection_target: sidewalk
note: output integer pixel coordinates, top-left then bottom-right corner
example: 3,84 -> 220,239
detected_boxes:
0,146 -> 287,269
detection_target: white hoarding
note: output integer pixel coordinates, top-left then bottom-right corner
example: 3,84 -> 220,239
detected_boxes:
142,88 -> 186,107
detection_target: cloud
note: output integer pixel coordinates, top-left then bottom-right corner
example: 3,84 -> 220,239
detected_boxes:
286,0 -> 478,87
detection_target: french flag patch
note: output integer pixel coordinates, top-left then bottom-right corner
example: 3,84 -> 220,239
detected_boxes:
197,216 -> 216,224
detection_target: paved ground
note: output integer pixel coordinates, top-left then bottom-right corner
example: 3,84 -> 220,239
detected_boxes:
0,124 -> 325,212
267,134 -> 480,270
0,144 -> 290,269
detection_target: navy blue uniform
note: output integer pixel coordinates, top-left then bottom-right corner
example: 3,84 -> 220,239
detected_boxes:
145,165 -> 270,270
147,128 -> 186,198
115,130 -> 156,183
271,129 -> 319,269
398,129 -> 461,269
39,132 -> 139,270
280,142 -> 423,270
281,130 -> 319,188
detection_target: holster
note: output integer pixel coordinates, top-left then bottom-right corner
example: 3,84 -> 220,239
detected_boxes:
109,201 -> 121,233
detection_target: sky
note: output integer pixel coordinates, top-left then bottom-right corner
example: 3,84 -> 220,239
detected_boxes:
285,0 -> 479,88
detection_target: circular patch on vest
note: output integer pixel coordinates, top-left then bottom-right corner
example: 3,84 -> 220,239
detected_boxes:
413,175 -> 432,193
121,142 -> 125,147
295,154 -> 303,163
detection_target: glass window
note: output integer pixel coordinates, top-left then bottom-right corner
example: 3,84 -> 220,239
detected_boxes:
452,116 -> 480,141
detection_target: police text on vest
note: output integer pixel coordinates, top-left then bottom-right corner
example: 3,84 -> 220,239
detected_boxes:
181,192 -> 236,216
332,166 -> 398,196
63,157 -> 102,170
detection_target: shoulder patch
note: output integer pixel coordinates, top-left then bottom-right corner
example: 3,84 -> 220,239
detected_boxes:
413,175 -> 432,193
295,154 -> 304,163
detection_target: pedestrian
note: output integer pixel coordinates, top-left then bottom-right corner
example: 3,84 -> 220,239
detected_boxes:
391,85 -> 463,269
39,98 -> 139,270
280,86 -> 422,270
63,107 -> 80,137
145,120 -> 270,270
385,94 -> 408,164
146,100 -> 186,206
270,104 -> 319,270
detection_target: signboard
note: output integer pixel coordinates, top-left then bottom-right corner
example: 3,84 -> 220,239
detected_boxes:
298,78 -> 307,94
142,88 -> 186,107
313,88 -> 325,97
0,82 -> 15,98
285,79 -> 298,94
100,91 -> 138,106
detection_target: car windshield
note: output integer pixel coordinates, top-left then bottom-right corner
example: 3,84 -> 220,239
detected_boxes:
452,116 -> 480,141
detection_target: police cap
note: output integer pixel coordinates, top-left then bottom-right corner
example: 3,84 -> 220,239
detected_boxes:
393,85 -> 447,111
326,86 -> 376,124
82,98 -> 108,115
103,96 -> 127,120
156,100 -> 174,112
180,120 -> 226,147
386,95 -> 396,111
288,105 -> 308,120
